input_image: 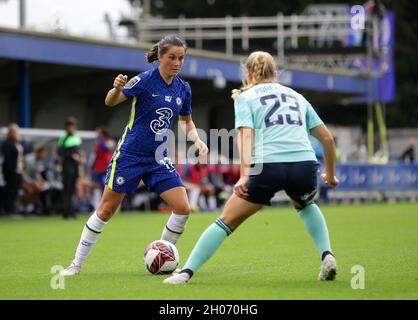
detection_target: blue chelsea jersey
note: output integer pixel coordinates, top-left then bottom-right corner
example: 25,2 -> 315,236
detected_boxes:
118,67 -> 192,157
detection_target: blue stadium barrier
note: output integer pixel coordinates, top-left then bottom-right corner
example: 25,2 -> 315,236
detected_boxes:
325,164 -> 418,190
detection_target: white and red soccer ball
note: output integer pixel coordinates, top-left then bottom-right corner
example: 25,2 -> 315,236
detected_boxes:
143,240 -> 179,275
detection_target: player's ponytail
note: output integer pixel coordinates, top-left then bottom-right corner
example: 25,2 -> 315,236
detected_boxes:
146,35 -> 187,64
231,51 -> 277,100
146,43 -> 160,63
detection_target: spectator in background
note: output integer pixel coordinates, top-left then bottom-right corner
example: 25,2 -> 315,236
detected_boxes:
347,136 -> 368,163
208,155 -> 229,207
188,161 -> 217,211
44,159 -> 64,214
1,123 -> 24,216
90,127 -> 116,209
75,149 -> 92,212
0,163 -> 5,215
21,146 -> 50,215
400,138 -> 416,163
223,162 -> 240,195
58,117 -> 83,219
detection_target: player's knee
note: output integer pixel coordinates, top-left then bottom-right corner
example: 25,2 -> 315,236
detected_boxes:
96,205 -> 115,221
291,199 -> 305,211
292,200 -> 314,211
218,215 -> 236,231
173,203 -> 191,215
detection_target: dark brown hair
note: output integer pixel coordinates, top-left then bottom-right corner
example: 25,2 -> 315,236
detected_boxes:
146,35 -> 187,63
65,116 -> 78,127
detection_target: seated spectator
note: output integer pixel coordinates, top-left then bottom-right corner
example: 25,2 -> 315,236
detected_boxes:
187,161 -> 217,211
44,159 -> 64,214
21,147 -> 50,215
75,150 -> 93,212
208,155 -> 229,207
223,162 -> 240,195
400,139 -> 416,163
0,158 -> 5,216
347,136 -> 368,163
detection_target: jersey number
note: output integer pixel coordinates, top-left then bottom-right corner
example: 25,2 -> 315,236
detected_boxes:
261,94 -> 302,128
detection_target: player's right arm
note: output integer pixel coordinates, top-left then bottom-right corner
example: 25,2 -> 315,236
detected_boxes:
234,126 -> 253,198
105,74 -> 128,107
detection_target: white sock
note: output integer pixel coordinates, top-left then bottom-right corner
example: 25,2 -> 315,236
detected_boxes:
73,211 -> 107,266
208,196 -> 217,211
161,212 -> 189,244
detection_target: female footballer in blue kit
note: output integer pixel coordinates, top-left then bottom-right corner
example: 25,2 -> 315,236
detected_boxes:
164,51 -> 339,285
62,35 -> 208,276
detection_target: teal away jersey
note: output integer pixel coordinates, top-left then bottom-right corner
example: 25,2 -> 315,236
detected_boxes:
234,82 -> 323,163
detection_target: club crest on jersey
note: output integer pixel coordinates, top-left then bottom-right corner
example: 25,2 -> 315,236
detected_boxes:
124,76 -> 140,89
165,96 -> 172,103
150,108 -> 174,135
116,176 -> 125,186
176,97 -> 182,106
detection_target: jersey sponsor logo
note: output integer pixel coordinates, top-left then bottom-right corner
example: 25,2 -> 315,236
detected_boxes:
152,93 -> 159,97
165,96 -> 172,103
150,108 -> 174,135
116,176 -> 125,186
176,97 -> 182,106
124,76 -> 140,89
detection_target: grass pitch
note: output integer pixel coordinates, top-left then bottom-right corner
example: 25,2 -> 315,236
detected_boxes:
0,202 -> 417,300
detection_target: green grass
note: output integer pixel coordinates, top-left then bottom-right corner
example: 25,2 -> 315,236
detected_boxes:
0,202 -> 417,300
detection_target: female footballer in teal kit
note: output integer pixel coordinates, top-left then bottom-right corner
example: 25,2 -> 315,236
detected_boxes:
61,35 -> 208,276
164,51 -> 339,285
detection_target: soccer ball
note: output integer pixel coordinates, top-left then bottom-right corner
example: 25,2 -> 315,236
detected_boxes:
143,240 -> 179,275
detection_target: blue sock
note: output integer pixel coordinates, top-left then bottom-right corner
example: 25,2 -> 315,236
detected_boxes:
182,218 -> 232,275
298,203 -> 333,259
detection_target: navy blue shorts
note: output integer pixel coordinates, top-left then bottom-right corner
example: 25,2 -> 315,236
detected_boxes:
104,153 -> 184,195
246,161 -> 319,206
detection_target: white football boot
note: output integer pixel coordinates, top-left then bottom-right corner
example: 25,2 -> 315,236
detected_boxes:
163,272 -> 190,285
172,268 -> 182,275
60,262 -> 81,276
318,254 -> 338,281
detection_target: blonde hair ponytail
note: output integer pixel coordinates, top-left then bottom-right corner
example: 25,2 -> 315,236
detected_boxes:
231,51 -> 277,100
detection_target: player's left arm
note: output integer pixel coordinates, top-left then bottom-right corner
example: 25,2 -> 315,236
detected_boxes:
178,115 -> 208,158
311,124 -> 339,188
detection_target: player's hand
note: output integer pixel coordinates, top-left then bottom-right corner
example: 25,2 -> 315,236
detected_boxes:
195,139 -> 208,158
113,74 -> 128,91
234,176 -> 249,199
321,173 -> 339,188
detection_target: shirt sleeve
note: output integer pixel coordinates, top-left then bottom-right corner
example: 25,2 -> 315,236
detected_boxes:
179,82 -> 192,116
234,95 -> 253,129
305,99 -> 323,131
121,74 -> 144,98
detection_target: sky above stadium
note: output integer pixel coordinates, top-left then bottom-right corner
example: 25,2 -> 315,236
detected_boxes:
0,0 -> 132,39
